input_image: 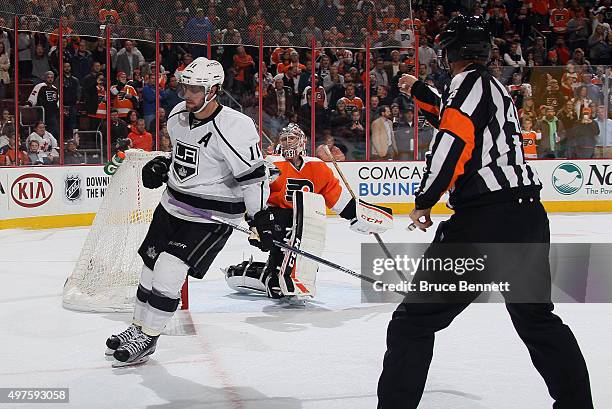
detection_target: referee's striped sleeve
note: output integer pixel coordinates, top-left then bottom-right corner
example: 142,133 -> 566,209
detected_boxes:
411,81 -> 442,128
415,73 -> 482,210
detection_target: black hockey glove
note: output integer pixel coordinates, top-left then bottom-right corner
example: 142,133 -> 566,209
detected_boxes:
247,209 -> 275,252
142,156 -> 171,189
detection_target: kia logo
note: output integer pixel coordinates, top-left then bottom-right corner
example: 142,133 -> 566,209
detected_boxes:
11,173 -> 53,208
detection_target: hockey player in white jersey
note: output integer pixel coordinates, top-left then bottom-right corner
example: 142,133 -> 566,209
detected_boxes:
105,57 -> 272,367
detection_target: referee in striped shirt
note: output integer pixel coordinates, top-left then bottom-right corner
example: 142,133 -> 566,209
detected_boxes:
377,15 -> 593,409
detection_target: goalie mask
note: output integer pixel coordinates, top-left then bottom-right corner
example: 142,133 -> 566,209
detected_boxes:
177,57 -> 225,113
278,123 -> 306,159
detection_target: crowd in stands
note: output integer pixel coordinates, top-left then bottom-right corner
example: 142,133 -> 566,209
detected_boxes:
0,0 -> 610,166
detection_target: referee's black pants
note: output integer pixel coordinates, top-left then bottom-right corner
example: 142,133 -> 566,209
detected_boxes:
377,195 -> 593,409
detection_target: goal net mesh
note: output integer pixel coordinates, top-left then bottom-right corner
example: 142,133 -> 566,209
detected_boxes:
63,150 -> 167,312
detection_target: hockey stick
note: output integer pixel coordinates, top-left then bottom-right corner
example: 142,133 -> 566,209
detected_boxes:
167,198 -> 406,295
323,146 -> 409,282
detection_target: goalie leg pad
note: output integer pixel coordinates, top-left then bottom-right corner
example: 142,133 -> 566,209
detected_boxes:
141,252 -> 188,336
278,190 -> 327,298
225,260 -> 268,294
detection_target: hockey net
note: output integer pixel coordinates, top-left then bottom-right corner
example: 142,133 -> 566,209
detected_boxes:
63,150 -> 170,312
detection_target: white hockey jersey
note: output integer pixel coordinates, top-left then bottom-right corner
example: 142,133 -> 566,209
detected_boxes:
161,102 -> 270,222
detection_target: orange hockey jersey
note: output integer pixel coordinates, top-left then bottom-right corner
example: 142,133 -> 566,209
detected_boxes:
266,155 -> 352,213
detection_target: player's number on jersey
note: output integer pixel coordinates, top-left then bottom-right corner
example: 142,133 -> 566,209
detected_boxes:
249,144 -> 261,161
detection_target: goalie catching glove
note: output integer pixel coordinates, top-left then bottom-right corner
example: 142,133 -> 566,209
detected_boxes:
142,156 -> 171,189
349,199 -> 393,235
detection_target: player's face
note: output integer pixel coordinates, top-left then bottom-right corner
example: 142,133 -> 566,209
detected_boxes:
180,85 -> 207,112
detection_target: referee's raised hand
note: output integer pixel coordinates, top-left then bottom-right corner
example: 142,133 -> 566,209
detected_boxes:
398,74 -> 418,92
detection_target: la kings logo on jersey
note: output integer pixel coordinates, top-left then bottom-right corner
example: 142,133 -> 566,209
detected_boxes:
173,140 -> 199,182
285,178 -> 314,202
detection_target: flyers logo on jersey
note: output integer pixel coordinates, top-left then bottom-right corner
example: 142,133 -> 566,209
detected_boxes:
173,140 -> 199,182
285,178 -> 314,202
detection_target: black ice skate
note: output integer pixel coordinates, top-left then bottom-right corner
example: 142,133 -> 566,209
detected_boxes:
105,324 -> 141,356
112,332 -> 159,367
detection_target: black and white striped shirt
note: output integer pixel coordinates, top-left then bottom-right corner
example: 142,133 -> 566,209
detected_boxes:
411,63 -> 541,210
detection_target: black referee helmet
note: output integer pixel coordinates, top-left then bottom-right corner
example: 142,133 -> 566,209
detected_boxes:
439,15 -> 492,63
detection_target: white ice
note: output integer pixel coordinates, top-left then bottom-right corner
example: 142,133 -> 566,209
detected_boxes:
0,214 -> 611,409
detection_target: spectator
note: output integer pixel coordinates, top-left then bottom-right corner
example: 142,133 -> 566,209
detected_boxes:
571,85 -> 593,118
551,37 -> 571,65
0,109 -> 15,139
527,37 -> 548,66
370,58 -> 389,89
31,44 -> 51,84
160,33 -> 187,76
64,139 -> 85,164
254,64 -> 274,98
348,110 -> 365,142
0,42 -> 8,101
550,0 -> 571,34
322,65 -> 345,108
59,62 -> 81,139
85,73 -> 107,133
579,72 -> 602,104
232,46 -> 255,94
588,24 -> 609,64
371,105 -> 397,160
566,13 -> 590,51
557,99 -> 578,134
503,42 -> 526,68
395,107 -> 415,160
316,133 -> 345,162
338,82 -> 363,111
297,88 -> 328,141
71,41 -> 93,82
26,140 -> 47,165
160,129 -> 172,153
263,74 -> 294,138
27,120 -> 59,163
567,48 -> 590,67
277,50 -> 306,75
186,8 -> 214,57
27,71 -> 60,140
536,105 -> 566,158
488,46 -> 504,67
301,16 -> 323,44
82,63 -> 103,116
318,0 -> 339,30
0,134 -> 28,166
141,75 -> 157,131
329,99 -> 353,134
594,105 -> 612,158
521,117 -> 541,160
17,27 -> 33,79
114,41 -> 144,79
127,118 -> 153,151
109,109 -> 129,148
540,78 -> 566,112
160,76 -> 183,113
568,107 -> 599,158
111,71 -> 139,118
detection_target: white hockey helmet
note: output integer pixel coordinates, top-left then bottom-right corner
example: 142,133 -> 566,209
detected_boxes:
278,123 -> 306,159
177,57 -> 225,113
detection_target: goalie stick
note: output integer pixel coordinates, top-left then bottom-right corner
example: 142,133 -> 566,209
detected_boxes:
167,197 -> 407,296
323,146 -> 409,283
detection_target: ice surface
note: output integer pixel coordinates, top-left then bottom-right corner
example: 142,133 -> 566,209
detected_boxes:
0,214 -> 610,408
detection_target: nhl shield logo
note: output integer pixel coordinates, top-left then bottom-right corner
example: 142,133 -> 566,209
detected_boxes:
64,174 -> 82,202
173,140 -> 199,182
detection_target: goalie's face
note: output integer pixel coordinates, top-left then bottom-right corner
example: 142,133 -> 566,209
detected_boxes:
278,131 -> 305,159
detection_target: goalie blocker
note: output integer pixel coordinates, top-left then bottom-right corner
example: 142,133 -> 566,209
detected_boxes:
226,191 -> 393,300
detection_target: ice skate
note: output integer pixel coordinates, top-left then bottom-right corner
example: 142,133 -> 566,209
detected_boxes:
112,332 -> 158,367
105,324 -> 141,356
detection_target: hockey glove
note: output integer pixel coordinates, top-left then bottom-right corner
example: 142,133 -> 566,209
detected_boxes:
142,156 -> 171,189
247,209 -> 275,252
349,200 -> 394,235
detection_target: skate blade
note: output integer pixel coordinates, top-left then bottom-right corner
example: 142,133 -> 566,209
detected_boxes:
111,355 -> 150,368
